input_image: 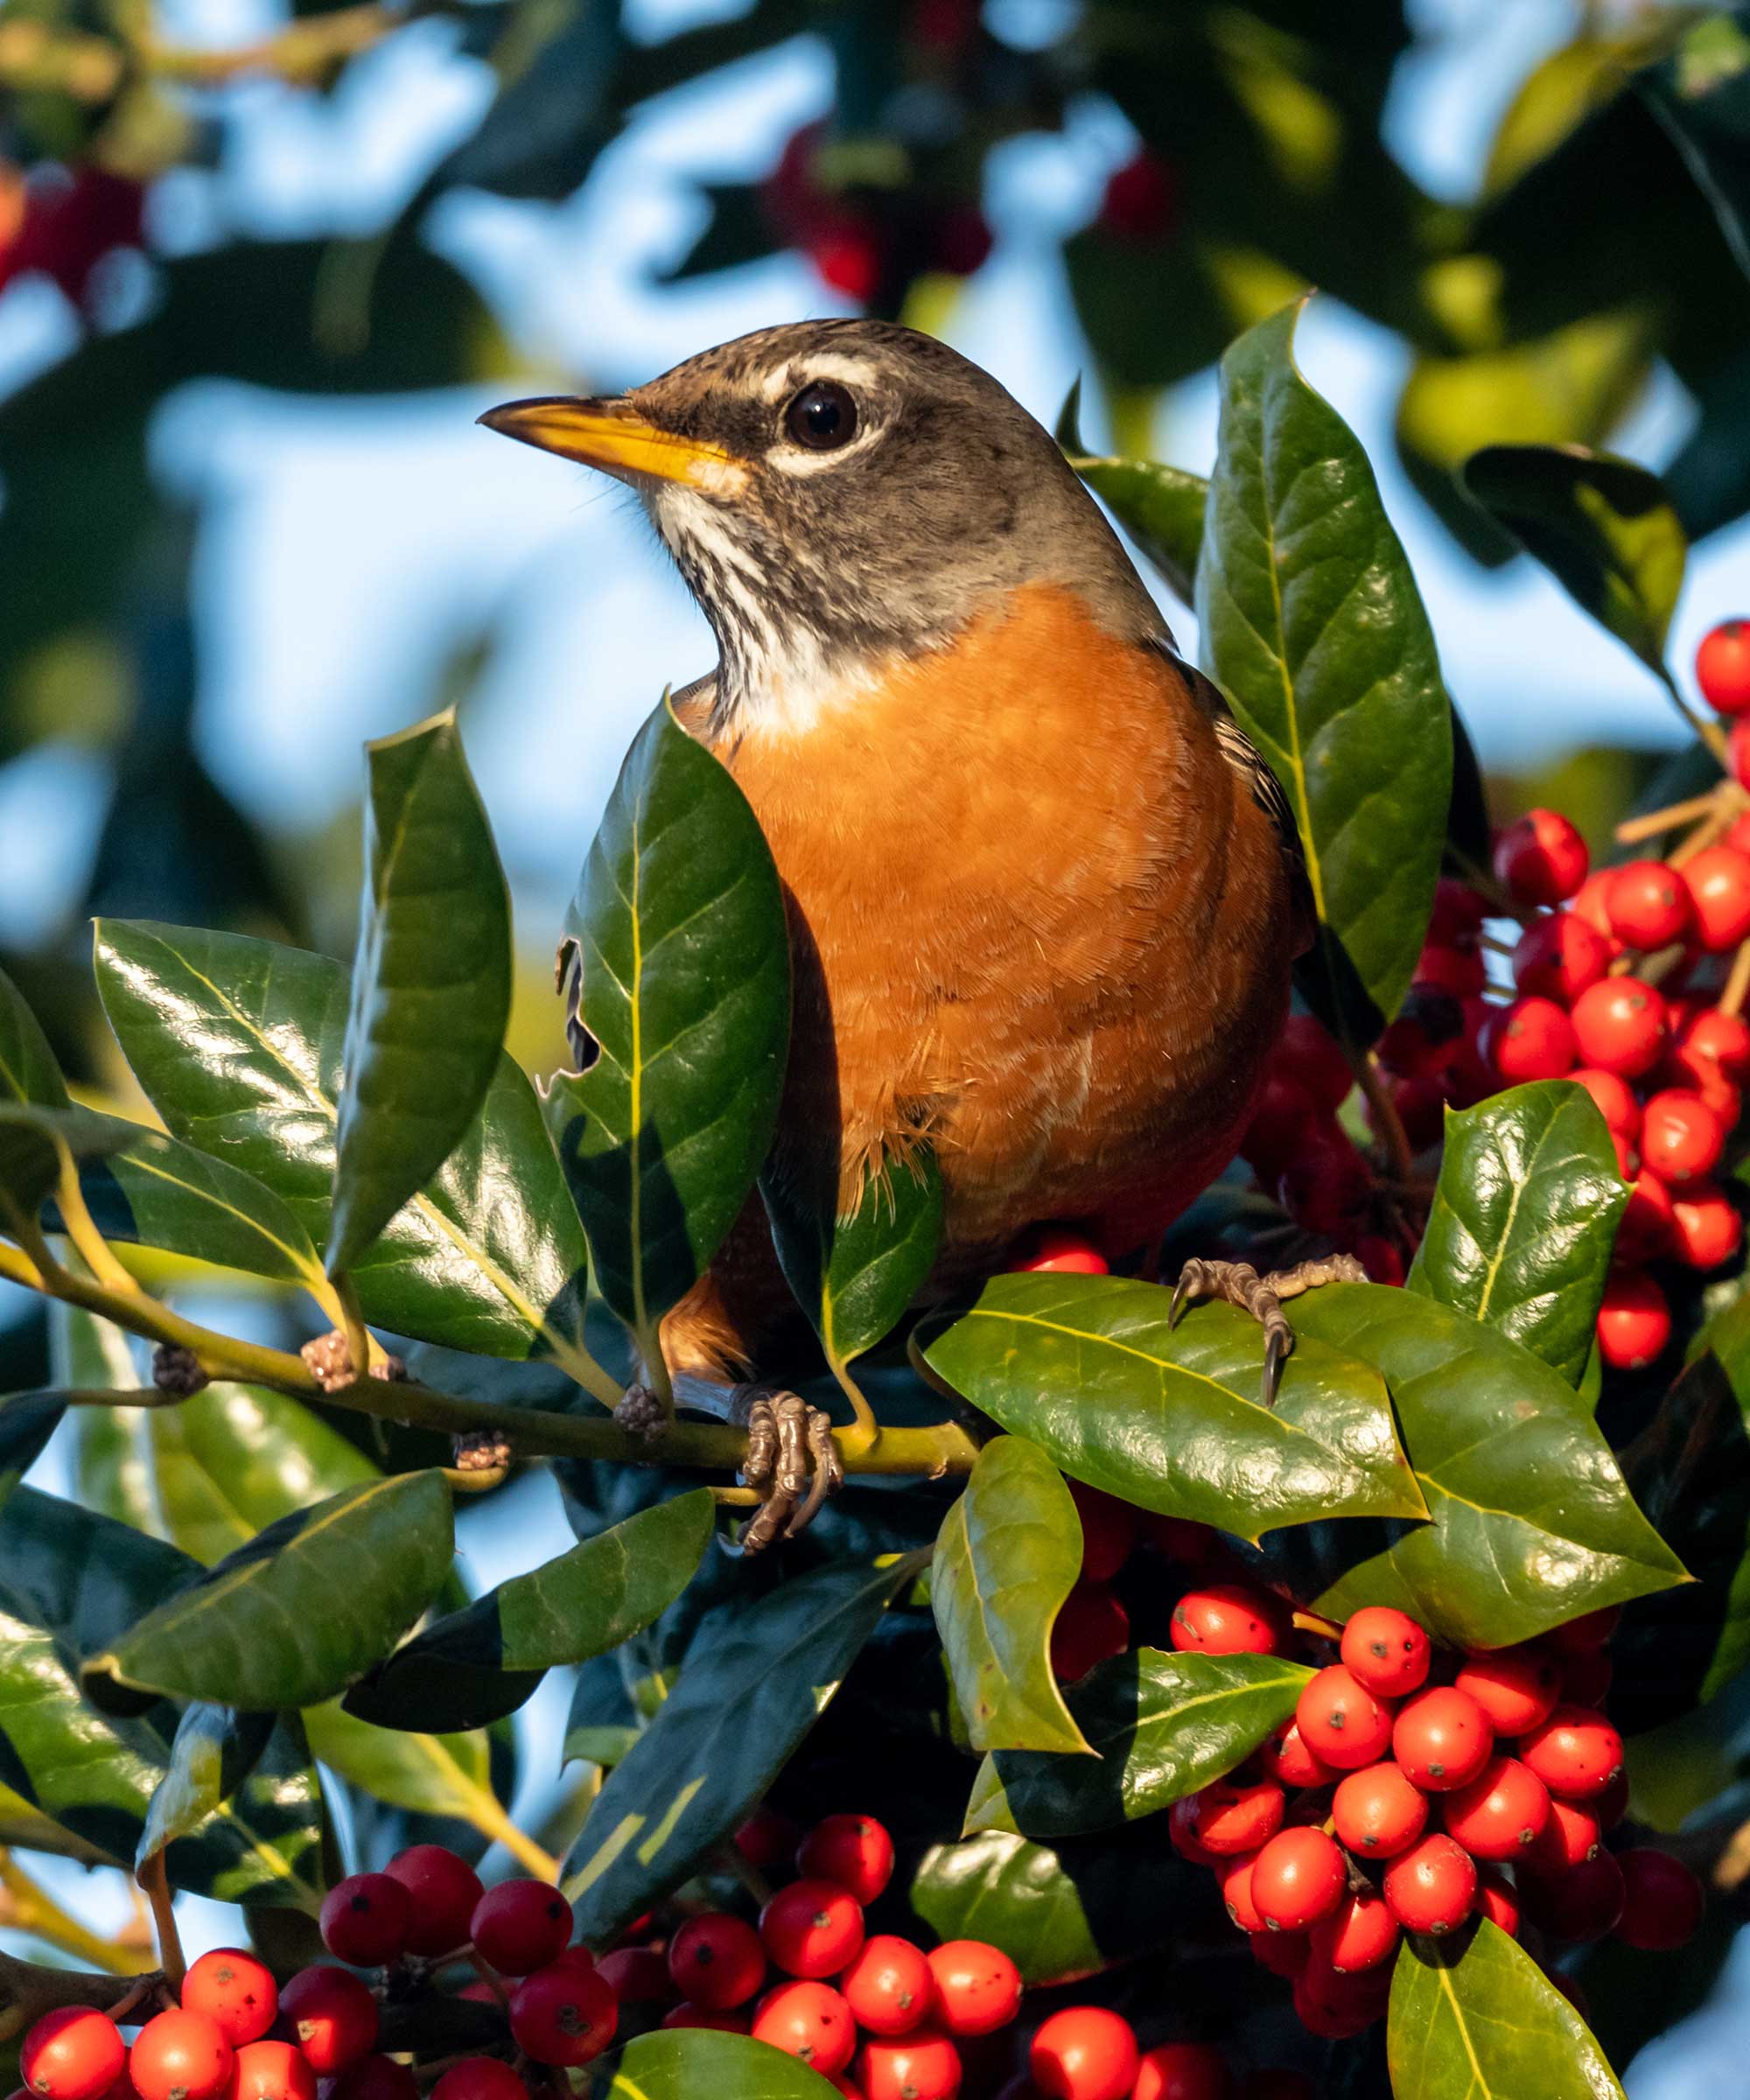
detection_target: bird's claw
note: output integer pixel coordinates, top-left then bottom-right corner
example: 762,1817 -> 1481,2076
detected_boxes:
1169,1255 -> 1367,1406
732,1387 -> 844,1554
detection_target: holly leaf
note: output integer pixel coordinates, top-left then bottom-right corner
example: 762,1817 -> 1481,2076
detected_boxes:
82,1474 -> 454,1713
1407,1080 -> 1627,1387
1057,381 -> 1208,604
345,1489 -> 718,1732
1290,1284 -> 1690,1648
94,921 -> 592,1363
609,2031 -> 842,2100
0,1103 -> 134,1219
0,966 -> 70,1109
136,1704 -> 326,1909
920,1275 -> 1424,1540
545,697 -> 789,1361
564,1558 -> 911,1945
328,713 -> 513,1276
931,1437 -> 1090,1757
1641,13 -> 1750,286
1196,296 -> 1453,1042
0,1395 -> 64,1512
1461,444 -> 1686,677
1387,1920 -> 1623,2100
302,1703 -> 515,1862
83,1131 -> 328,1293
963,1649 -> 1312,1838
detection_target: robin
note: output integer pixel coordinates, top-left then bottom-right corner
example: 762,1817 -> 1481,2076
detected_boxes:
482,320 -> 1359,1545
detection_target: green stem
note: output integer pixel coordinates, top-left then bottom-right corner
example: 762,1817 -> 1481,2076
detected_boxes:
1657,661 -> 1732,768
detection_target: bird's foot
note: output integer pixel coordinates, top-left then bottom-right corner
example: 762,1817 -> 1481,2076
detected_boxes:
1169,1255 -> 1367,1407
731,1385 -> 844,1555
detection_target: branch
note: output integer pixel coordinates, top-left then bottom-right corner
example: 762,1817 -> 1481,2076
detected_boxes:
0,1950 -> 160,2044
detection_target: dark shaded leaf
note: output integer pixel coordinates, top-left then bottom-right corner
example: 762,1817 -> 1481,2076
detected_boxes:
1642,13 -> 1750,284
610,2031 -> 841,2100
0,1103 -> 134,1220
136,1704 -> 325,1913
0,966 -> 70,1110
0,1395 -> 63,1511
1056,381 -> 1207,604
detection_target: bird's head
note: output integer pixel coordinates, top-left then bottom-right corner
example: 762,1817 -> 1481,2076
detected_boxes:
480,319 -> 1164,732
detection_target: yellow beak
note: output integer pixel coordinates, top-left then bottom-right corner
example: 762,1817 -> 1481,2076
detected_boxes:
478,396 -> 746,495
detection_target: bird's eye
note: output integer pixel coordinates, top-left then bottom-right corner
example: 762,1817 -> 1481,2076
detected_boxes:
784,381 -> 858,451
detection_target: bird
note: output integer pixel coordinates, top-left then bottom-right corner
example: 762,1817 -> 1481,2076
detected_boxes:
481,319 -> 1352,1544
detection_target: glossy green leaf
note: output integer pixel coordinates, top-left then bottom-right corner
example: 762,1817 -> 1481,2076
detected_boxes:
764,1151 -> 943,1390
0,966 -> 70,1110
1196,297 -> 1453,1039
329,713 -> 513,1275
545,697 -> 789,1354
564,1558 -> 909,1943
1387,1920 -> 1624,2100
302,1702 -> 506,1843
931,1437 -> 1089,1757
1642,14 -> 1750,284
1462,444 -> 1686,676
83,1474 -> 453,1712
964,1648 -> 1312,1838
921,1275 -> 1423,1541
136,1704 -> 326,1910
1057,381 -> 1207,604
610,2031 -> 842,2100
94,920 -> 592,1362
345,1489 -> 717,1732
0,1395 -> 63,1511
1408,1080 -> 1627,1386
1291,1284 -> 1689,1648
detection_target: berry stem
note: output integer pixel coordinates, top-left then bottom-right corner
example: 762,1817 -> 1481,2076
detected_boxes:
1353,1052 -> 1417,1185
136,1851 -> 186,1991
0,1852 -> 156,1979
1654,662 -> 1732,768
1721,938 -> 1750,1019
1614,790 -> 1732,845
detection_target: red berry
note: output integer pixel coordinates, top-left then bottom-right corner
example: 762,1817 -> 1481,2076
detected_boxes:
1641,1089 -> 1726,1183
1474,1866 -> 1522,1937
181,1951 -> 277,2049
277,1970 -> 376,2077
668,1913 -> 765,2009
1523,1850 -> 1625,1942
1340,1606 -> 1431,1698
469,1881 -> 572,1977
1429,878 -> 1488,948
1614,1847 -> 1705,1950
1295,1665 -> 1395,1770
1241,1072 -> 1320,1179
1063,1480 -> 1138,1583
1275,1013 -> 1352,1112
661,2006 -> 749,2034
1354,1234 -> 1406,1285
1030,2008 -> 1138,2100
1698,619 -> 1750,714
1131,2043 -> 1234,2100
1171,1584 -> 1287,1657
1218,1852 -> 1266,1934
1571,979 -> 1668,1077
1518,1704 -> 1624,1799
841,1937 -> 934,2037
1681,1004 -> 1750,1075
1571,1067 -> 1642,1138
23,2013 -> 126,2100
319,1873 -> 411,1969
760,1880 -> 864,1978
1331,1761 -> 1428,1859
1415,944 -> 1486,998
1391,1685 -> 1494,1791
1098,151 -> 1178,243
1007,1226 -> 1108,1275
1167,1796 -> 1224,1866
1274,1128 -> 1372,1237
752,1983 -> 856,2078
594,1949 -> 672,2003
1249,1828 -> 1347,1933
923,1940 -> 1019,2037
385,1846 -> 483,1958
1177,1774 -> 1284,1857
1597,1270 -> 1670,1369
227,2045 -> 317,2100
1453,1647 -> 1561,1734
1596,1767 -> 1631,1831
509,1961 -> 618,2068
1309,1888 -> 1399,1974
1683,845 -> 1750,949
1248,1929 -> 1309,1978
1494,810 -> 1588,906
130,2015 -> 232,2100
735,1808 -> 801,1872
1606,861 -> 1692,949
1292,1963 -> 1390,2040
1483,998 -> 1577,1083
1616,1166 -> 1675,1264
1440,1755 -> 1550,1860
1571,872 -> 1620,941
1670,1180 -> 1743,1268
1051,1582 -> 1130,1681
858,2029 -> 961,2100
326,2058 -> 416,2100
1523,1795 -> 1601,1876
1512,913 -> 1611,1003
1560,1648 -> 1613,1706
428,2064 -> 525,2100
1257,1718 -> 1335,1789
1382,1835 -> 1477,1935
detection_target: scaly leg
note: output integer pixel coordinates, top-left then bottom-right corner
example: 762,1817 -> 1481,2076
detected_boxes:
732,1386 -> 845,1554
1169,1255 -> 1367,1407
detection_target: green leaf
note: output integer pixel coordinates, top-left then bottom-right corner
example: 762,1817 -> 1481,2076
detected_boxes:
94,921 -> 592,1362
1056,382 -> 1208,604
1387,1920 -> 1624,2100
1407,1080 -> 1628,1386
1642,14 -> 1750,285
302,1702 -> 508,1848
764,1151 -> 944,1391
136,1704 -> 326,1908
920,1275 -> 1424,1541
53,1304 -> 160,1536
930,1437 -> 1089,1757
1461,444 -> 1687,677
345,1489 -> 718,1732
545,697 -> 789,1354
0,966 -> 70,1109
964,1648 -> 1312,1838
564,1558 -> 908,1944
0,1103 -> 133,1219
329,714 -> 513,1276
1196,296 -> 1453,1039
610,2031 -> 842,2100
1290,1284 -> 1690,1648
84,1130 -> 327,1291
0,1395 -> 63,1512
83,1474 -> 454,1712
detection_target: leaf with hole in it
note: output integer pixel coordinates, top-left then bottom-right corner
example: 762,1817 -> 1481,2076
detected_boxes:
610,2031 -> 842,2100
564,1557 -> 910,1944
931,1438 -> 1089,1758
1462,444 -> 1686,677
1056,381 -> 1207,605
545,697 -> 789,1359
1197,297 -> 1453,1042
94,920 -> 592,1363
328,714 -> 513,1276
920,1275 -> 1422,1541
964,1648 -> 1312,1838
82,1474 -> 454,1714
1408,1080 -> 1628,1387
344,1489 -> 718,1733
1292,1284 -> 1689,1648
1387,1920 -> 1623,2100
